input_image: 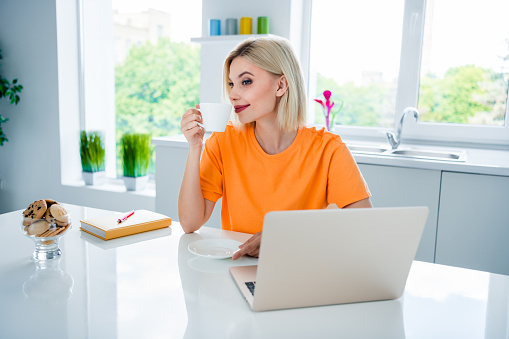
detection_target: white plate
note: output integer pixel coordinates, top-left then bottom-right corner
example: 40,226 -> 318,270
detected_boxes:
188,238 -> 242,259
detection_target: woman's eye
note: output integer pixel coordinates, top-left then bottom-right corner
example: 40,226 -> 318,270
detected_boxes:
242,79 -> 252,86
228,82 -> 233,88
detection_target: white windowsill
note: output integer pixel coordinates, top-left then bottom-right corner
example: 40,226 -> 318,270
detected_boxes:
62,177 -> 156,198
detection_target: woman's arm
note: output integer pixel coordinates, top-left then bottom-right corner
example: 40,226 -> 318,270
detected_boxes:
178,147 -> 216,233
328,197 -> 373,209
343,197 -> 373,209
178,106 -> 216,233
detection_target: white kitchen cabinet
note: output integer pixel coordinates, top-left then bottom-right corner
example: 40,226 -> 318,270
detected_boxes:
435,172 -> 509,275
358,164 -> 441,263
154,140 -> 222,228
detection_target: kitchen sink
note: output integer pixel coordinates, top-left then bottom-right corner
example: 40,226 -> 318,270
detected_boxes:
347,144 -> 467,162
347,145 -> 389,154
390,149 -> 465,161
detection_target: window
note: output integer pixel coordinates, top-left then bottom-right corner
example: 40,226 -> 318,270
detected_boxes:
418,0 -> 508,126
80,0 -> 202,180
112,1 -> 202,175
310,0 -> 509,145
310,0 -> 405,129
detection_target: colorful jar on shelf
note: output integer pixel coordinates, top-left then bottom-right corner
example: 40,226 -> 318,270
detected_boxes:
257,16 -> 270,34
209,19 -> 221,36
240,17 -> 252,34
225,18 -> 238,35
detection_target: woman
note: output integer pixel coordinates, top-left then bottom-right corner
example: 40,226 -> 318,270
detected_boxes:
179,36 -> 372,260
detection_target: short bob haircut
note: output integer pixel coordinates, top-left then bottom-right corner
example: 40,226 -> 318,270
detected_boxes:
223,36 -> 307,132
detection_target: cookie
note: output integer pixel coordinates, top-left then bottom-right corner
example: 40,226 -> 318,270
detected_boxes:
49,204 -> 69,225
27,220 -> 51,236
45,199 -> 57,208
43,208 -> 53,222
22,200 -> 48,225
38,228 -> 54,237
57,224 -> 70,235
41,227 -> 60,238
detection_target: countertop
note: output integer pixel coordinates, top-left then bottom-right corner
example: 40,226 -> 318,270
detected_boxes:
2,203 -> 509,338
153,134 -> 509,176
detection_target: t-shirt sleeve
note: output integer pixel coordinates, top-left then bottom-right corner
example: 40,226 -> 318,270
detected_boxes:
327,144 -> 371,208
200,134 -> 224,202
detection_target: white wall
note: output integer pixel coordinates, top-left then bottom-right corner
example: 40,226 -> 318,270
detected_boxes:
0,0 -> 61,212
0,0 -> 154,214
201,0 -> 293,39
198,0 -> 311,103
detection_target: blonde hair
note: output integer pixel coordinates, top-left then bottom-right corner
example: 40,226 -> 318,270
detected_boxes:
223,36 -> 307,131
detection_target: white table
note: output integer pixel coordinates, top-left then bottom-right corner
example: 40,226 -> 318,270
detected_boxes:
1,203 -> 509,338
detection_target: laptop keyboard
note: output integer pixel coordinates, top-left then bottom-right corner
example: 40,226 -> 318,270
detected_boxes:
245,281 -> 256,296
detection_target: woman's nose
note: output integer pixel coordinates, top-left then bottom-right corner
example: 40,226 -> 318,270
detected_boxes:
229,88 -> 239,101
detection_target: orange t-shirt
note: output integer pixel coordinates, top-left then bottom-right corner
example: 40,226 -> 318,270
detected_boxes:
200,123 -> 371,234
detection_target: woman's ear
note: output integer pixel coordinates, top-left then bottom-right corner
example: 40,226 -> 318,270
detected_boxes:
275,75 -> 288,97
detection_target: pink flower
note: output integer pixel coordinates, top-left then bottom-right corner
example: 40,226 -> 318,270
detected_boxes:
315,90 -> 342,131
315,90 -> 344,131
323,90 -> 332,102
323,90 -> 334,114
314,98 -> 325,109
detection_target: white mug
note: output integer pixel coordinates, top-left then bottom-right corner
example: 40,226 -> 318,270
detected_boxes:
199,103 -> 232,132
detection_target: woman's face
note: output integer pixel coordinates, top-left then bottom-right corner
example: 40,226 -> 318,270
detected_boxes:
228,57 -> 284,125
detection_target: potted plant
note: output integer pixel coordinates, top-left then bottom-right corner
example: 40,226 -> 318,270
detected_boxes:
80,131 -> 106,185
120,133 -> 151,191
0,49 -> 23,146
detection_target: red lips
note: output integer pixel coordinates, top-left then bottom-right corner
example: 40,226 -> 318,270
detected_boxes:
234,105 -> 249,113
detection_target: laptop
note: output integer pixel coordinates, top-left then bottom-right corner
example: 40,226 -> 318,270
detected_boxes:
230,206 -> 429,311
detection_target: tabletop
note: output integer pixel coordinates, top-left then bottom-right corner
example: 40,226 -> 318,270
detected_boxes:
1,203 -> 509,339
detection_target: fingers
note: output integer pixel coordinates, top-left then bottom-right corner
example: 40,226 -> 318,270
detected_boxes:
235,244 -> 259,258
246,246 -> 260,258
181,108 -> 205,144
182,107 -> 200,120
232,232 -> 262,260
232,249 -> 244,260
181,108 -> 203,131
181,119 -> 203,133
233,246 -> 257,260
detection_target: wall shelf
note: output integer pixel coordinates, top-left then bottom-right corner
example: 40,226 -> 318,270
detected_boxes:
191,34 -> 275,43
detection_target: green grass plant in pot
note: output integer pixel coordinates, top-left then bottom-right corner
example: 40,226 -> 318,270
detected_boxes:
120,133 -> 151,191
80,131 -> 106,185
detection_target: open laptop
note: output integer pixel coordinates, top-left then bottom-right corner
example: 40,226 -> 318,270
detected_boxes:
230,206 -> 429,311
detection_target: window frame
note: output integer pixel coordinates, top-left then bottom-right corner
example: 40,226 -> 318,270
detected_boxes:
310,0 -> 509,147
77,0 -> 117,179
401,0 -> 509,146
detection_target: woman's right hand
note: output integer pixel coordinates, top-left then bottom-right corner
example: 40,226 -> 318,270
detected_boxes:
181,104 -> 205,150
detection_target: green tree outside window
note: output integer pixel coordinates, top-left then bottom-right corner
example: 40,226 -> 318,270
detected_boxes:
115,38 -> 200,174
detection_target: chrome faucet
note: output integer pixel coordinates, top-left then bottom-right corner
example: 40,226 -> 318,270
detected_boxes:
386,107 -> 419,150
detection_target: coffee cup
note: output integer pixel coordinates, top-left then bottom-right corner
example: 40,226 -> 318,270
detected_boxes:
199,103 -> 232,132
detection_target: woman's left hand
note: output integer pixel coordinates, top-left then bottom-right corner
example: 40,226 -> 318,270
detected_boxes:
232,232 -> 262,260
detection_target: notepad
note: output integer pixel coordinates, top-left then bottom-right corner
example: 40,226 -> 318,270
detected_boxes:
80,209 -> 172,240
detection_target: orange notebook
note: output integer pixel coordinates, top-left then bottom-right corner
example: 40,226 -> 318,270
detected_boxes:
80,209 -> 171,240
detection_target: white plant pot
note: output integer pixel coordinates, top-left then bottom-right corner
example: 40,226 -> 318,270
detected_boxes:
123,176 -> 148,191
82,171 -> 105,186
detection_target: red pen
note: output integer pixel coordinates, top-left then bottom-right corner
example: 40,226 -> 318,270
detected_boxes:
117,210 -> 135,224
